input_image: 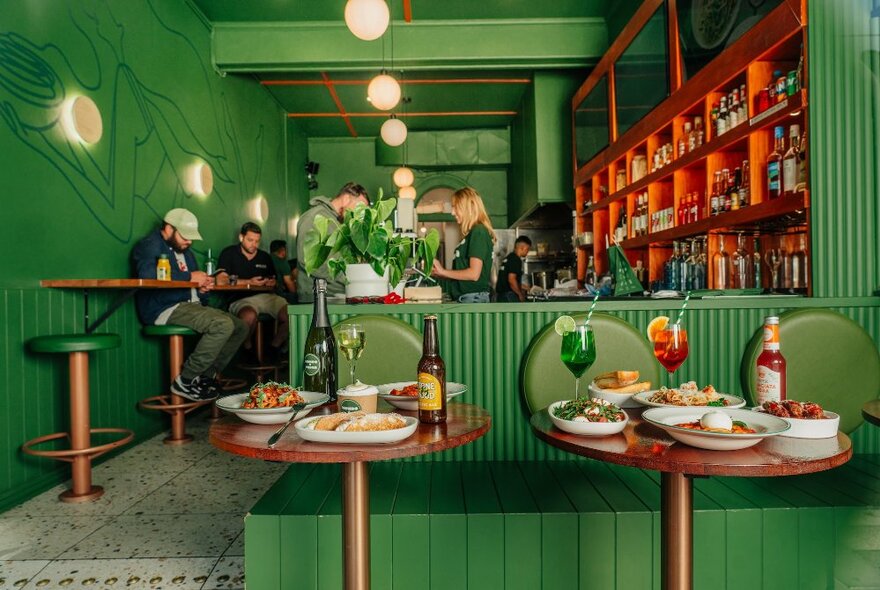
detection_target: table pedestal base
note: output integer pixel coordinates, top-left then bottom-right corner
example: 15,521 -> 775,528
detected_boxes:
343,461 -> 370,590
661,472 -> 693,590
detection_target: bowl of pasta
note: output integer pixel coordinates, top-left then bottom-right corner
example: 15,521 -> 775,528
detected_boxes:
215,382 -> 330,424
633,382 -> 746,409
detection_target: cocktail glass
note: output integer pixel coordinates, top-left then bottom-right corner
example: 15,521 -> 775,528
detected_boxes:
338,324 -> 366,385
654,323 -> 689,375
560,323 -> 597,400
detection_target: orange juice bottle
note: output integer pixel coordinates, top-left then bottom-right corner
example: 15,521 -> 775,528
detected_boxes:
156,254 -> 172,281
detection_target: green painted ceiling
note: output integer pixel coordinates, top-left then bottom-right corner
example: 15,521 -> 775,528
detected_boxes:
190,0 -> 630,137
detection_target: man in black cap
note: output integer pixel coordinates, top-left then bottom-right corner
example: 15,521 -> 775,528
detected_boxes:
131,208 -> 248,401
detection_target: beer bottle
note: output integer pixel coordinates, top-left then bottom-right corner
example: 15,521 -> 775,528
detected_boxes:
303,279 -> 337,401
418,315 -> 446,423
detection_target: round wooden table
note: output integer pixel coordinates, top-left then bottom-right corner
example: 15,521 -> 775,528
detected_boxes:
530,406 -> 851,590
863,399 -> 880,427
210,402 -> 491,590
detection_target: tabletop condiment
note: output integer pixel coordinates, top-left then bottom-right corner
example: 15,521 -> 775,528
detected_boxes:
756,316 -> 786,404
418,315 -> 446,423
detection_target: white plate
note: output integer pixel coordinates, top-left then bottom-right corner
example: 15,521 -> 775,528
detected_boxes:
294,415 -> 419,444
633,389 -> 746,409
588,383 -> 645,409
215,390 -> 329,424
751,407 -> 841,439
642,407 -> 790,450
376,381 -> 467,411
547,400 -> 629,436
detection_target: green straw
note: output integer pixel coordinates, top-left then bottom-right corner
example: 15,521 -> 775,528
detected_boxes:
675,291 -> 690,325
585,293 -> 600,325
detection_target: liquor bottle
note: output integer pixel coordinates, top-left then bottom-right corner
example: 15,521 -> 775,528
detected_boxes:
677,195 -> 686,227
678,241 -> 690,292
782,124 -> 801,194
717,96 -> 728,135
666,242 -> 681,290
710,171 -> 721,216
738,84 -> 748,123
694,116 -> 705,147
728,90 -> 739,128
689,192 -> 699,223
303,279 -> 338,402
730,167 -> 742,211
720,168 -> 732,212
157,254 -> 171,281
752,235 -> 763,289
767,126 -> 785,199
585,256 -> 596,286
756,316 -> 786,404
795,130 -> 808,192
614,207 -> 627,243
712,235 -> 730,289
791,233 -> 808,289
205,248 -> 215,276
418,315 -> 447,423
738,160 -> 751,208
731,233 -> 752,288
678,122 -> 690,157
692,239 -> 707,289
687,121 -> 696,152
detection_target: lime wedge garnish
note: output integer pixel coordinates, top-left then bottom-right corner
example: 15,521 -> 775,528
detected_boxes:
554,315 -> 576,336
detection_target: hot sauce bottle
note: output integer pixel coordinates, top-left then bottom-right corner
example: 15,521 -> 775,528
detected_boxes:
418,315 -> 446,423
756,316 -> 786,404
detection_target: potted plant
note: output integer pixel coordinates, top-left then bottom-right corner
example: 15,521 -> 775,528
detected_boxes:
303,191 -> 440,299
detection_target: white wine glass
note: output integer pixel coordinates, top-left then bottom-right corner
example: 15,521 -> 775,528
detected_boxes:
338,324 -> 366,385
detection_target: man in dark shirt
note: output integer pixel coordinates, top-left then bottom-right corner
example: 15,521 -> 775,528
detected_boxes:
131,208 -> 248,401
496,236 -> 532,302
270,239 -> 297,304
217,222 -> 289,360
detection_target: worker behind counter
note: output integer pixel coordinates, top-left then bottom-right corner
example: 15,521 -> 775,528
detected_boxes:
496,235 -> 532,302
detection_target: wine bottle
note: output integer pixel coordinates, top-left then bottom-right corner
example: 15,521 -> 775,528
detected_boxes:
303,279 -> 337,401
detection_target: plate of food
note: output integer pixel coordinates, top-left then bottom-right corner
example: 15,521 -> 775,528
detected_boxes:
642,407 -> 790,450
548,398 -> 629,436
215,382 -> 329,424
588,370 -> 652,408
633,382 -> 746,409
752,400 -> 841,439
295,411 -> 418,444
376,381 -> 468,411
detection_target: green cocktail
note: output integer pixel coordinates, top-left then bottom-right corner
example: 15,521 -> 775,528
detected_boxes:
560,324 -> 596,399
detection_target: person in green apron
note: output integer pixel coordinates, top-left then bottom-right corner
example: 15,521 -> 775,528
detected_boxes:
431,187 -> 496,303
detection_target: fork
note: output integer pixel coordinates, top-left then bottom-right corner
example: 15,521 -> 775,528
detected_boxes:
267,402 -> 308,448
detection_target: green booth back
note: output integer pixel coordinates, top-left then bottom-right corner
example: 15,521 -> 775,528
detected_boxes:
741,308 -> 880,433
332,315 -> 423,387
521,312 -> 661,414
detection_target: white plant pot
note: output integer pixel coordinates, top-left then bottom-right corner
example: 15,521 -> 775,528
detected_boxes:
344,263 -> 390,298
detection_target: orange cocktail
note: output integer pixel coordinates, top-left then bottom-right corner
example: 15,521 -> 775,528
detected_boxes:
653,324 -> 689,374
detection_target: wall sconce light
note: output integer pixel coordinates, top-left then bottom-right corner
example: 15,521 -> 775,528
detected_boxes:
60,95 -> 103,144
249,195 -> 269,223
380,116 -> 407,147
288,215 -> 300,237
186,161 -> 214,197
393,166 -> 414,188
398,185 -> 416,200
367,73 -> 401,111
344,0 -> 390,41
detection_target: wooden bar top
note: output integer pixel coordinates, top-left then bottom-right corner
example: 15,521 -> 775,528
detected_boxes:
210,402 -> 491,463
531,406 -> 852,477
41,279 -> 273,292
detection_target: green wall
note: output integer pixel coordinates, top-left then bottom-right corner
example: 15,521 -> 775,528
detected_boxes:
0,0 -> 295,510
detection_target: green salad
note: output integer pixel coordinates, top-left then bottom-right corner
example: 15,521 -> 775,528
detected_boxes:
553,398 -> 626,423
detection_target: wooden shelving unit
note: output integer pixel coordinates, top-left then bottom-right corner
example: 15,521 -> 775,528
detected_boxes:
572,0 -> 811,294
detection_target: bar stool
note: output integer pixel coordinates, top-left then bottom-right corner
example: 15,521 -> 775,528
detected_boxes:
238,314 -> 282,382
23,333 -> 134,503
139,325 -> 212,444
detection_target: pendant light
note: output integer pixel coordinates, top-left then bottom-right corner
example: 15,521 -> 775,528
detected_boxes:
393,166 -> 414,188
380,116 -> 407,146
367,72 -> 401,111
344,0 -> 389,41
398,185 -> 416,200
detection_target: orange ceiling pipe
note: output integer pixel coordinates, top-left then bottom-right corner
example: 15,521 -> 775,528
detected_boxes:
320,72 -> 358,137
262,78 -> 531,86
403,0 -> 412,22
287,110 -> 517,118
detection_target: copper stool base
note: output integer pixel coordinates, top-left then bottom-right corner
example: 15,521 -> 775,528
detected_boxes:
60,485 -> 104,503
139,394 -> 211,445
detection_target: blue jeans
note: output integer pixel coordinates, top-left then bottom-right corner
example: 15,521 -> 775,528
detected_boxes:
457,292 -> 490,303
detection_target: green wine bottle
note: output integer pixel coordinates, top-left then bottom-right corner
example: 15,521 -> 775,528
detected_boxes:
303,279 -> 337,401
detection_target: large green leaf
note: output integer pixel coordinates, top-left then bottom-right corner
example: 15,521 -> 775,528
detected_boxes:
377,197 -> 396,223
302,215 -> 331,274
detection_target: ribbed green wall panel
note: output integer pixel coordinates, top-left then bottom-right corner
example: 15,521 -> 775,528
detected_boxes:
809,0 -> 880,297
288,299 -> 880,461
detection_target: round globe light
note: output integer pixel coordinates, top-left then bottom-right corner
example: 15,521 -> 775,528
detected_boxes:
393,166 -> 414,188
344,0 -> 390,41
380,117 -> 407,147
367,73 -> 401,111
398,185 -> 416,200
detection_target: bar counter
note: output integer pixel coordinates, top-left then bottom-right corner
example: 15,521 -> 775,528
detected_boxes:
287,296 -> 880,460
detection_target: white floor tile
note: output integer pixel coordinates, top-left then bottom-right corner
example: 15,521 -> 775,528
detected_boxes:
0,516 -> 112,560
0,560 -> 49,590
58,514 -> 242,559
203,556 -> 244,590
20,557 -> 216,589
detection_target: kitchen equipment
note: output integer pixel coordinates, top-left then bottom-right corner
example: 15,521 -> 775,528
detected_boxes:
536,242 -> 550,257
532,271 -> 554,290
576,231 -> 593,246
555,268 -> 573,282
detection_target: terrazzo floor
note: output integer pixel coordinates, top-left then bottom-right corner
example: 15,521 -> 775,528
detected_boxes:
0,414 -> 288,590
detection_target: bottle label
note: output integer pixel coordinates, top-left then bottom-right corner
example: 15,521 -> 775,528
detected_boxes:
768,162 -> 780,190
783,159 -> 797,192
339,399 -> 361,413
762,324 -> 780,350
418,373 -> 443,411
304,353 -> 320,377
756,365 -> 783,404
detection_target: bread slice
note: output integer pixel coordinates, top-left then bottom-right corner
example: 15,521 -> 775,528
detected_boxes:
600,381 -> 651,394
593,370 -> 641,389
338,413 -> 407,432
313,412 -> 363,431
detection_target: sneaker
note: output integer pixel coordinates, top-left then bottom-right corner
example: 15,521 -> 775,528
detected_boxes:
171,375 -> 217,401
196,375 -> 222,397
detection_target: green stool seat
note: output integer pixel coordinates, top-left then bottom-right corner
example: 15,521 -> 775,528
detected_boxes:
741,308 -> 880,433
29,333 -> 120,354
332,315 -> 422,386
143,325 -> 197,337
521,313 -> 661,414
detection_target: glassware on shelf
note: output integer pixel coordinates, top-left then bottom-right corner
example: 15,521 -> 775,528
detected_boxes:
765,247 -> 783,291
752,235 -> 763,290
781,246 -> 793,289
731,233 -> 753,289
712,235 -> 731,289
791,233 -> 808,289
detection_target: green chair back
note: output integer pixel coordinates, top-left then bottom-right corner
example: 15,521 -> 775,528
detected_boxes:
521,313 -> 661,414
332,315 -> 422,387
741,308 -> 880,433
29,333 -> 121,354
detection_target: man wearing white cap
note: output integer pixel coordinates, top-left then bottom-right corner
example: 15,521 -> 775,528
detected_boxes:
131,208 -> 248,401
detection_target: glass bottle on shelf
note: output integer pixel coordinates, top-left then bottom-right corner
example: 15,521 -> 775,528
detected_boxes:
765,245 -> 783,290
720,168 -> 731,213
710,171 -> 721,216
731,233 -> 752,289
752,235 -> 763,290
790,233 -> 808,289
767,126 -> 785,199
694,116 -> 704,147
730,167 -> 742,211
729,90 -> 739,128
781,245 -> 793,289
738,160 -> 751,208
666,242 -> 681,290
585,255 -> 596,287
678,241 -> 691,292
796,130 -> 808,192
782,124 -> 801,195
738,84 -> 748,123
679,122 -> 691,157
713,235 -> 730,289
717,96 -> 729,135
